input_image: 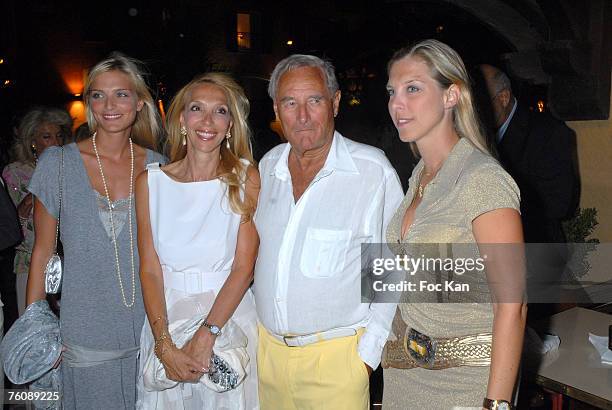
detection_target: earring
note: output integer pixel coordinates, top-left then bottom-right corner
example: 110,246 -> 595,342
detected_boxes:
180,126 -> 187,146
225,130 -> 232,150
31,143 -> 38,161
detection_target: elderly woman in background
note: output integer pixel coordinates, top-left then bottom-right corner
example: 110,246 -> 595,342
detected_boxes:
2,107 -> 72,316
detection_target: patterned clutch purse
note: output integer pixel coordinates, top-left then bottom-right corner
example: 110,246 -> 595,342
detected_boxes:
207,353 -> 241,392
44,254 -> 63,294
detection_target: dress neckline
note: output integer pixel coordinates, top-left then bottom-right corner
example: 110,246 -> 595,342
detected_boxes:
159,168 -> 221,185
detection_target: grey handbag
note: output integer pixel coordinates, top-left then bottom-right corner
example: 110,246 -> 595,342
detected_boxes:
44,147 -> 63,294
0,299 -> 62,409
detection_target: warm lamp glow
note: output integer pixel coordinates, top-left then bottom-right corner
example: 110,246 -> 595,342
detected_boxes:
4,80 -> 10,85
537,100 -> 545,113
286,40 -> 293,45
68,101 -> 86,130
0,59 -> 4,64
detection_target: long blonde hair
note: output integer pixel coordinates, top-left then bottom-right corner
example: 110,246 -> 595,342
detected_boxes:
388,39 -> 489,154
83,52 -> 161,149
165,73 -> 255,219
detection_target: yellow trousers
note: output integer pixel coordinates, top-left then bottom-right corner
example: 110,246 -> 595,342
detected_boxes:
257,325 -> 370,410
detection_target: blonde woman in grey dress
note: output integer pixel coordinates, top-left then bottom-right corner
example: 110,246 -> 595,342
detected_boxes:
27,53 -> 164,409
382,40 -> 526,410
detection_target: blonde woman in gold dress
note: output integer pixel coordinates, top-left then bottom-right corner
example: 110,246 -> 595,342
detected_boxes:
382,39 -> 527,410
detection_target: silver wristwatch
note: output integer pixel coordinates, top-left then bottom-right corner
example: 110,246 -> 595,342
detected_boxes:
201,320 -> 222,336
483,398 -> 512,410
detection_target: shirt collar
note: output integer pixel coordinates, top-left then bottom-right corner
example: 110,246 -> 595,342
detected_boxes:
271,131 -> 359,180
411,137 -> 474,195
497,97 -> 517,142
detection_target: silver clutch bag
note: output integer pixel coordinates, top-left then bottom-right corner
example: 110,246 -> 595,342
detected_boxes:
45,147 -> 64,295
44,254 -> 63,294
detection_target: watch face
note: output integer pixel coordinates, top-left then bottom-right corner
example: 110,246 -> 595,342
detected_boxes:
210,325 -> 221,335
498,402 -> 510,410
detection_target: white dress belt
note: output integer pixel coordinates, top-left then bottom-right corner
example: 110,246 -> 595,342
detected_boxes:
162,266 -> 231,295
271,327 -> 358,347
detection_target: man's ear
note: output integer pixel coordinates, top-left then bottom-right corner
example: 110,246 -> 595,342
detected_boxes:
444,84 -> 460,109
332,90 -> 341,117
273,103 -> 279,121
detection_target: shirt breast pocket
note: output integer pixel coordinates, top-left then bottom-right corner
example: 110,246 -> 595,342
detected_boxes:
300,228 -> 352,278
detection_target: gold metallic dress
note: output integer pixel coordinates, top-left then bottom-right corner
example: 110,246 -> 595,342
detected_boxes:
382,138 -> 520,410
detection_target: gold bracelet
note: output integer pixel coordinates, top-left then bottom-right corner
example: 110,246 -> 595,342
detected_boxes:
154,331 -> 175,360
151,315 -> 168,328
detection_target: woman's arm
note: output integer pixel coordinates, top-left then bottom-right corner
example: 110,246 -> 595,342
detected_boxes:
473,208 -> 527,405
26,197 -> 58,305
182,165 -> 260,370
135,170 -> 203,381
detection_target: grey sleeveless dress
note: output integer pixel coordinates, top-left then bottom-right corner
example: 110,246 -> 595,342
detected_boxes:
29,143 -> 165,409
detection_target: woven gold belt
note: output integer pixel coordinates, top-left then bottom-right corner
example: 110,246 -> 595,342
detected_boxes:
382,328 -> 492,370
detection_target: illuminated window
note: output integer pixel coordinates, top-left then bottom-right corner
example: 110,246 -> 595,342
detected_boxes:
230,12 -> 263,52
237,13 -> 251,49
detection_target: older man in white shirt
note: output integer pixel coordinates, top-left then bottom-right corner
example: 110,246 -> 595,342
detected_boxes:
254,54 -> 403,409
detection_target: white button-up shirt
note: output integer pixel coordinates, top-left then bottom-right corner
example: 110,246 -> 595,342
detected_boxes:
254,131 -> 404,368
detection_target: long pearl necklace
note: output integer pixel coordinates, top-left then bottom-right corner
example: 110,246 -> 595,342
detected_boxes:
92,132 -> 136,308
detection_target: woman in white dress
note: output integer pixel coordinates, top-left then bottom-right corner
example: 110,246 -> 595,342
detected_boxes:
135,73 -> 260,409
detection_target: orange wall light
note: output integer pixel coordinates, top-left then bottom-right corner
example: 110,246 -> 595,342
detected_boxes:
68,101 -> 86,129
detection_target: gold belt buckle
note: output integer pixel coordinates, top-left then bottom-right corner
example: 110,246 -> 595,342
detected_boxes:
406,328 -> 437,368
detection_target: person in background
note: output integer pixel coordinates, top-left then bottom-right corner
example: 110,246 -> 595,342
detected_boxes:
0,175 -> 22,330
479,64 -> 579,316
478,64 -> 578,244
2,107 -> 72,317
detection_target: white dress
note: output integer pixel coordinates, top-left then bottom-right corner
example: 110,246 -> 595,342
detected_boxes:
136,162 -> 259,410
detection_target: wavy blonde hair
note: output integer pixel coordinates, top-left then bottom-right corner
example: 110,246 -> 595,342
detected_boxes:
165,73 -> 255,219
388,39 -> 489,155
83,52 -> 161,149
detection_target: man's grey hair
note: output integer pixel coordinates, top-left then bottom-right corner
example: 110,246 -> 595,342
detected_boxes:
268,54 -> 339,100
491,69 -> 512,96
